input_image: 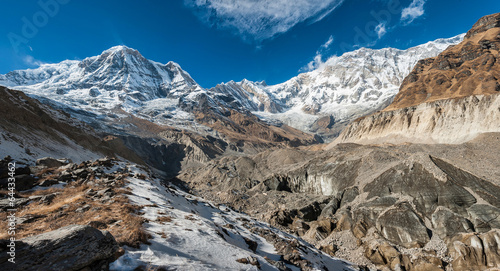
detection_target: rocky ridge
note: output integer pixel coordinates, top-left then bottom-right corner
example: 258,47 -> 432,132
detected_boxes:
0,86 -> 144,165
336,93 -> 500,144
387,13 -> 500,110
0,82 -> 317,176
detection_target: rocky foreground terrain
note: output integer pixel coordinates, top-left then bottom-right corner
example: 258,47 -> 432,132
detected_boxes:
0,156 -> 356,271
177,13 -> 500,271
180,133 -> 500,270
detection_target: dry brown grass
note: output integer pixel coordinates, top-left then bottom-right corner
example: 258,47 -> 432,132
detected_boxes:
25,186 -> 63,196
37,167 -> 56,176
37,173 -> 59,183
113,213 -> 151,248
156,216 -> 173,223
0,173 -> 150,248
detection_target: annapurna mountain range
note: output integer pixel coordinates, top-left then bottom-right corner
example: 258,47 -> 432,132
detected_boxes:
0,34 -> 463,140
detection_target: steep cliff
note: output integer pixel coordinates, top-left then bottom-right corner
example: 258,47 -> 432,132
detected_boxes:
336,93 -> 500,144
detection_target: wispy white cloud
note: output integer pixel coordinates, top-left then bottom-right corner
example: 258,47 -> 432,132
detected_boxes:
401,0 -> 426,24
184,0 -> 345,42
23,55 -> 45,67
375,22 -> 387,39
300,35 -> 334,72
320,35 -> 334,49
302,54 -> 324,72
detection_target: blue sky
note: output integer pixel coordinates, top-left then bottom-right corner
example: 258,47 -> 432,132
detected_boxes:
0,0 -> 499,88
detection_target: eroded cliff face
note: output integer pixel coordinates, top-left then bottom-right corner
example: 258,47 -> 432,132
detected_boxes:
335,93 -> 500,144
336,13 -> 500,145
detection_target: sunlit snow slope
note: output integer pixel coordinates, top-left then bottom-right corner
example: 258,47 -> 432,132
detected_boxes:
111,162 -> 356,271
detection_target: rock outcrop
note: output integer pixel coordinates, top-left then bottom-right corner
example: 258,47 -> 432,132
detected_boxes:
449,230 -> 500,270
36,157 -> 72,168
0,225 -> 119,271
387,12 -> 500,110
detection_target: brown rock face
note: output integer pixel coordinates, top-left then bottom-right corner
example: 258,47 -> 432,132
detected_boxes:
465,13 -> 500,39
449,230 -> 500,270
386,13 -> 500,111
193,107 -> 320,148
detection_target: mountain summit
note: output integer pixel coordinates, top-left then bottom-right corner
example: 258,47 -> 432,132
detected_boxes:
210,35 -> 463,138
0,46 -> 202,109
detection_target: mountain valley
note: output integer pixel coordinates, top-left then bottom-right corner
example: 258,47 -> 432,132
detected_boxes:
1,11 -> 500,271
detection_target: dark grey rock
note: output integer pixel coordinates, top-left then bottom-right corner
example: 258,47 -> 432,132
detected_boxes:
12,174 -> 37,191
0,198 -> 30,210
431,157 -> 500,209
339,186 -> 360,207
37,193 -> 60,205
364,163 -> 477,217
376,202 -> 431,248
16,214 -> 45,226
36,157 -> 71,168
76,205 -> 91,213
73,168 -> 89,178
320,197 -> 341,218
57,172 -> 73,182
38,179 -> 59,187
467,204 -> 500,232
353,196 -> 398,228
431,208 -> 475,239
297,201 -> 323,222
96,188 -> 114,197
0,225 -> 119,271
263,175 -> 291,192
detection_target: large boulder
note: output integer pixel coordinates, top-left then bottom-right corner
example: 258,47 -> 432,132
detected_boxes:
376,202 -> 431,248
467,204 -> 500,232
0,174 -> 37,191
0,225 -> 119,271
36,157 -> 72,168
364,240 -> 401,269
431,207 -> 475,239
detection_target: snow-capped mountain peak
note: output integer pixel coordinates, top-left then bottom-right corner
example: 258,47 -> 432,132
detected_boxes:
0,46 -> 204,112
216,34 -> 465,137
0,35 -> 463,139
